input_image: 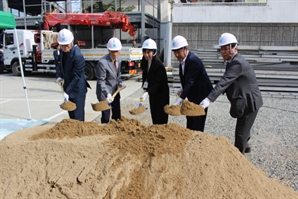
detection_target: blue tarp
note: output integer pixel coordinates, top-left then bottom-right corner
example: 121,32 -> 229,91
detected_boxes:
0,119 -> 49,140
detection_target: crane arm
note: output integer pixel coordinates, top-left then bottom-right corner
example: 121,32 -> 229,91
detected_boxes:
44,11 -> 137,36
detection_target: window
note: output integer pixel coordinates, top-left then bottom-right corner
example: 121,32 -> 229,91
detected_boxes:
5,33 -> 14,46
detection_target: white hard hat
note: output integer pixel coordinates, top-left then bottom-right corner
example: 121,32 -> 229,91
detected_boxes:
107,37 -> 122,51
171,35 -> 188,50
58,29 -> 74,45
142,38 -> 157,50
218,33 -> 238,47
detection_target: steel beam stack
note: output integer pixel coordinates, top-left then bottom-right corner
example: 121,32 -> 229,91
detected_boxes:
168,46 -> 298,99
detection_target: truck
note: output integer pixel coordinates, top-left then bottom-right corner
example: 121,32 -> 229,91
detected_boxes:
2,11 -> 143,80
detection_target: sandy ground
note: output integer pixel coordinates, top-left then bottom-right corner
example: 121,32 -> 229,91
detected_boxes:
0,117 -> 298,199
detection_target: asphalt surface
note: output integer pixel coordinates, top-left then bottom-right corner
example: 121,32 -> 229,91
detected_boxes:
0,72 -> 142,126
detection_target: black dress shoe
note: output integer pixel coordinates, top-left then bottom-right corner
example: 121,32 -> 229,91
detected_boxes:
245,145 -> 251,153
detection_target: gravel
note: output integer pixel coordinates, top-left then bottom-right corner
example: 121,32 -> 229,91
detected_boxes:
94,87 -> 298,192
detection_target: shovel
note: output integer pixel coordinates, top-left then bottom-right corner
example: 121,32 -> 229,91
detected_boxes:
56,80 -> 76,111
129,98 -> 147,115
164,94 -> 182,116
91,85 -> 126,111
180,100 -> 205,116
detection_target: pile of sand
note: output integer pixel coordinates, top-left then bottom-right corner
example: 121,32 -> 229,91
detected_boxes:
0,117 -> 297,199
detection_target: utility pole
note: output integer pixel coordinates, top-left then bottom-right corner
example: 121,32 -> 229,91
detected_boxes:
141,0 -> 145,44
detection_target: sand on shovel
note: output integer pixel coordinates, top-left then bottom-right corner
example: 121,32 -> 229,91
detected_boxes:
164,104 -> 181,116
91,100 -> 110,112
92,86 -> 126,112
60,101 -> 76,111
180,100 -> 205,116
129,105 -> 146,115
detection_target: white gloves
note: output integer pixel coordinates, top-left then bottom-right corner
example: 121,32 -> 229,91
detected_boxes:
107,93 -> 114,103
63,92 -> 69,101
119,82 -> 125,87
200,97 -> 210,109
56,77 -> 63,83
177,87 -> 183,96
140,92 -> 148,102
174,97 -> 183,105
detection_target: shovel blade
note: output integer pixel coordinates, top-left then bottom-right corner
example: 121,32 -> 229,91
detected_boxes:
180,100 -> 206,116
91,100 -> 110,111
129,105 -> 146,115
60,101 -> 76,111
164,104 -> 181,116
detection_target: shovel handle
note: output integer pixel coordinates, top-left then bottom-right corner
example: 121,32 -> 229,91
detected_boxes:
56,81 -> 64,94
112,85 -> 126,98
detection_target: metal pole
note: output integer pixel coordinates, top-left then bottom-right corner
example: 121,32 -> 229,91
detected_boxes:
14,29 -> 32,119
91,0 -> 94,48
114,0 -> 118,37
165,22 -> 172,67
141,0 -> 145,44
22,0 -> 27,29
158,0 -> 161,53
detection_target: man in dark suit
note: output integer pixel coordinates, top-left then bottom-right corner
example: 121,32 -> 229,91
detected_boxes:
140,38 -> 169,125
95,37 -> 125,124
172,35 -> 213,131
57,28 -> 90,121
200,33 -> 263,154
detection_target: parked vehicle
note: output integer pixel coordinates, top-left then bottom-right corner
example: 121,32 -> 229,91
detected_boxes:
2,12 -> 142,80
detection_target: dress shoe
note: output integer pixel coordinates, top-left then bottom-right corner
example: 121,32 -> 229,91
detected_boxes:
245,145 -> 251,153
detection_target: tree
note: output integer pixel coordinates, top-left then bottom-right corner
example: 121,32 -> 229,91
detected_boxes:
84,0 -> 136,13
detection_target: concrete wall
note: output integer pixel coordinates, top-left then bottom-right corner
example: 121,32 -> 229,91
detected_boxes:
172,0 -> 298,23
172,23 -> 298,49
171,0 -> 298,48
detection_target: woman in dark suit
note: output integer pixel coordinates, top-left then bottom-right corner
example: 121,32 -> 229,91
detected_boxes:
140,38 -> 169,125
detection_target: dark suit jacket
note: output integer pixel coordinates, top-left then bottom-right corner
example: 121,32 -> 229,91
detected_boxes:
95,54 -> 122,101
179,51 -> 213,104
59,46 -> 90,98
207,53 -> 263,118
141,55 -> 169,104
53,50 -> 60,67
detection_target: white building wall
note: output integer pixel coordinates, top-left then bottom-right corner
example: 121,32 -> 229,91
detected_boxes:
172,0 -> 298,23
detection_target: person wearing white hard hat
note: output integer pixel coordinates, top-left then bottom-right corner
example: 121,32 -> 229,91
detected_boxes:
171,35 -> 213,132
56,28 -> 91,121
95,37 -> 125,123
200,33 -> 263,154
140,38 -> 169,124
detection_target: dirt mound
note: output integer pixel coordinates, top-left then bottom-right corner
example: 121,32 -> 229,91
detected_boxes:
1,118 -> 297,199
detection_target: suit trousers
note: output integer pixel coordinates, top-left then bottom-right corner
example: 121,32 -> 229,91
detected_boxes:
101,94 -> 121,123
234,110 -> 259,153
68,95 -> 86,121
186,108 -> 208,132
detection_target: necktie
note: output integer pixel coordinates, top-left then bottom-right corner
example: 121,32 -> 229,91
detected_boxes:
114,60 -> 118,72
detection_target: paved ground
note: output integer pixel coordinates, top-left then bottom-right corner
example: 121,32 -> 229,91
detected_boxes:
0,72 -> 142,126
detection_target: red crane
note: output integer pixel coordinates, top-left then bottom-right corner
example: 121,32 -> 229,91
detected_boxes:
44,11 -> 137,36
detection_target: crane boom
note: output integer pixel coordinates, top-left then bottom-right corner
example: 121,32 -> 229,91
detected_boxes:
44,11 -> 137,36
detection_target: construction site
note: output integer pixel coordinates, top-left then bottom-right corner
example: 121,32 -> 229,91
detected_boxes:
0,1 -> 298,198
1,0 -> 297,98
